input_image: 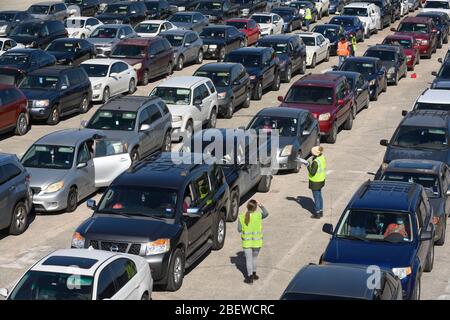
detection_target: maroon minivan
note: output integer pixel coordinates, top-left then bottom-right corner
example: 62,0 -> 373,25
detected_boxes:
0,84 -> 29,136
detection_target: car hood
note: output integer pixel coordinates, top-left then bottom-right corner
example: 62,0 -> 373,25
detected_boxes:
171,22 -> 193,30
113,57 -> 143,66
96,14 -> 126,21
137,32 -> 157,37
166,103 -> 191,117
9,35 -> 35,45
324,237 -> 415,268
395,31 -> 430,40
403,48 -> 416,56
421,8 -> 450,14
277,135 -> 299,150
202,38 -> 226,45
0,20 -> 11,28
258,23 -> 273,29
22,88 -> 57,100
429,197 -> 445,216
382,60 -> 396,70
384,145 -> 450,164
47,51 -> 74,61
80,214 -> 181,242
26,167 -> 69,188
88,38 -> 116,46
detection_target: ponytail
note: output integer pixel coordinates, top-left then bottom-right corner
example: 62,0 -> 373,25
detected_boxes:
244,200 -> 258,226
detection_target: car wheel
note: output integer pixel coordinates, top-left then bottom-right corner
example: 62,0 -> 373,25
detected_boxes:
242,89 -> 251,108
325,48 -> 330,62
14,112 -> 29,136
161,131 -> 172,152
208,108 -> 217,128
80,34 -> 85,39
371,88 -> 378,101
166,62 -> 173,75
326,123 -> 338,144
412,276 -> 421,300
165,248 -> 185,291
196,50 -> 204,64
272,72 -> 281,91
393,73 -> 399,85
212,212 -> 226,250
252,81 -> 263,100
185,121 -> 194,141
128,78 -> 136,94
9,202 -> 28,235
218,47 -> 226,61
66,187 -> 78,213
284,65 -> 292,83
79,94 -> 89,114
223,100 -> 234,119
131,148 -> 140,163
140,292 -> 150,300
300,59 -> 306,74
343,110 -> 353,130
444,33 -> 449,44
436,217 -> 446,246
256,175 -> 272,193
228,189 -> 240,222
102,87 -> 110,104
176,55 -> 184,70
287,24 -> 292,33
438,37 -> 443,49
382,77 -> 387,92
46,105 -> 60,125
310,54 -> 316,68
292,151 -> 302,173
243,37 -> 248,47
141,70 -> 149,85
239,40 -> 245,48
424,243 -> 434,272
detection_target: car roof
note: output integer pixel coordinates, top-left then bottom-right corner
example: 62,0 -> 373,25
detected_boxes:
401,16 -> 433,24
97,24 -> 124,29
294,73 -> 345,87
157,76 -> 209,88
384,34 -> 414,40
401,109 -> 449,128
257,107 -> 309,118
251,13 -> 276,17
4,48 -> 39,55
258,34 -> 297,42
228,47 -> 269,55
0,152 -> 18,164
344,2 -> 374,7
226,18 -> 252,22
314,24 -> 341,29
331,15 -> 357,20
81,58 -> 125,66
197,62 -> 239,71
173,11 -> 199,16
417,89 -> 450,103
345,56 -> 379,63
99,95 -> 159,112
140,20 -> 167,24
418,11 -> 447,17
28,65 -> 76,76
367,44 -> 400,52
51,38 -> 83,44
35,129 -> 100,146
385,159 -> 444,175
160,29 -> 192,37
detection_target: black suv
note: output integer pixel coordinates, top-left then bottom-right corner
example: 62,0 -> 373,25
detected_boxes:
144,0 -> 177,19
0,11 -> 35,37
96,1 -> 147,26
9,20 -> 67,49
224,47 -> 281,100
64,0 -> 100,16
364,44 -> 408,85
379,159 -> 449,245
256,34 -> 306,83
73,152 -> 230,291
200,26 -> 245,61
19,66 -> 92,125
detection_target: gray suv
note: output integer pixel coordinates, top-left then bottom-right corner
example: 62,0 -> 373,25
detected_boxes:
0,153 -> 32,236
83,96 -> 173,162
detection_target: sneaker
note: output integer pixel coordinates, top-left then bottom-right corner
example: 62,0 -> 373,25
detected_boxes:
244,275 -> 253,284
253,272 -> 259,280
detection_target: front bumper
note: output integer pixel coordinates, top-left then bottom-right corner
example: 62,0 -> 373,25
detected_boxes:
203,46 -> 219,59
92,87 -> 104,102
171,119 -> 187,141
369,83 -> 378,98
29,107 -> 52,120
31,187 -> 70,212
416,44 -> 431,56
218,97 -> 233,114
260,29 -> 271,36
95,46 -> 112,57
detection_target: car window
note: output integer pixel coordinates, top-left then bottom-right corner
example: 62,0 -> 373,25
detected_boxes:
206,80 -> 215,94
139,108 -> 151,126
209,164 -> 222,191
48,21 -> 64,33
335,83 -> 345,100
0,163 -> 22,185
416,200 -> 426,228
77,142 -> 92,164
86,18 -> 99,26
194,14 -> 203,22
60,74 -> 70,88
302,114 -> 312,131
193,86 -> 203,102
116,62 -> 128,73
1,89 -> 17,104
148,104 -> 163,123
199,84 -> 210,99
110,63 -> 121,74
154,40 -> 165,54
68,70 -> 82,85
158,101 -> 170,115
193,172 -> 212,205
96,266 -> 116,300
109,258 -> 137,293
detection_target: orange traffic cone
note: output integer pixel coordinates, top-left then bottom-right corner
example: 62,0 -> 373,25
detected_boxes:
411,73 -> 417,79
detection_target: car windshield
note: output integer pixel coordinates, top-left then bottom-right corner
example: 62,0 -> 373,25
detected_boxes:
151,86 -> 191,105
226,21 -> 247,29
414,102 -> 450,111
22,145 -> 75,170
398,23 -> 428,33
87,110 -> 137,131
89,27 -> 117,38
135,23 -> 160,34
46,41 -> 77,52
200,29 -> 225,39
10,24 -> 42,36
225,53 -> 261,67
28,5 -> 50,15
342,7 -> 368,16
299,36 -> 315,46
0,12 -> 15,22
285,86 -> 334,105
8,271 -> 93,300
313,26 -> 339,39
330,18 -> 354,27
104,4 -> 129,14
19,75 -> 59,90
382,172 -> 440,197
145,2 -> 159,11
169,14 -> 192,23
365,50 -> 396,62
257,41 -> 289,54
97,186 -> 178,219
336,209 -> 413,243
163,34 -> 184,46
194,2 -> 223,10
110,45 -> 145,58
383,38 -> 412,49
248,115 -> 298,136
252,15 -> 271,24
194,70 -> 230,86
0,53 -> 28,67
80,64 -> 109,77
341,61 -> 375,76
425,1 -> 450,8
438,65 -> 450,79
392,126 -> 448,149
65,19 -> 85,28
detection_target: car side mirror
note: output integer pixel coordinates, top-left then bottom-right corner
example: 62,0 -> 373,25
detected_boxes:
401,110 -> 408,116
185,42 -> 191,47
322,223 -> 333,235
390,27 -> 396,32
420,231 -> 433,241
356,88 -> 363,92
194,98 -> 202,106
277,95 -> 284,102
432,71 -> 438,76
61,85 -> 68,90
184,207 -> 202,218
193,20 -> 198,23
331,65 -> 338,71
232,80 -> 240,86
86,199 -> 96,210
438,58 -> 443,63
0,288 -> 8,298
446,187 -> 450,196
379,139 -> 389,147
140,123 -> 151,131
77,162 -> 87,169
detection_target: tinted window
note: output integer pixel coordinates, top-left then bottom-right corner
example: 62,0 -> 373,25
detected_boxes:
116,62 -> 128,73
109,258 -> 137,292
158,101 -> 170,115
206,80 -> 215,93
96,267 -> 116,300
162,38 -> 172,50
68,70 -> 82,85
0,163 -> 22,185
199,84 -> 209,99
148,105 -> 163,123
139,108 -> 151,125
48,21 -> 64,33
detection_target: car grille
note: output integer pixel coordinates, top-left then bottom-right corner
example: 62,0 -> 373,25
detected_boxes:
89,240 -> 141,255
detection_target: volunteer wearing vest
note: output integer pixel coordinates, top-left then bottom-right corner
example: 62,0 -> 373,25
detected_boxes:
308,146 -> 326,219
350,33 -> 357,56
304,7 -> 312,31
237,199 -> 269,284
337,36 -> 351,67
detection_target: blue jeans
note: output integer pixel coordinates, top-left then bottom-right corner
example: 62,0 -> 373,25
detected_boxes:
305,19 -> 310,31
312,190 -> 323,213
338,55 -> 347,67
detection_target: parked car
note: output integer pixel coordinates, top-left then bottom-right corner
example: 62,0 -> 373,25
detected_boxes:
45,38 -> 95,65
83,96 -> 172,162
168,12 -> 209,33
256,34 -> 307,82
0,249 -> 153,300
87,24 -> 137,58
325,70 -> 370,114
364,44 -> 408,85
225,18 -> 261,46
296,32 -> 330,68
27,1 -> 68,21
281,264 -> 403,300
312,0 -> 330,19
194,62 -> 251,118
167,0 -> 194,12
95,1 -> 147,26
19,66 -> 92,124
278,73 -> 354,144
408,89 -> 450,112
0,49 -> 56,86
328,0 -> 345,14
250,13 -> 284,36
407,0 -> 421,11
341,2 -> 382,36
200,25 -> 245,61
311,24 -> 344,56
321,180 -> 435,300
190,0 -> 240,24
235,0 -> 268,18
289,2 -> 319,24
247,107 -> 320,172
421,0 -> 450,17
64,17 -> 103,39
21,129 -> 131,212
9,20 -> 68,49
72,152 -> 230,291
398,0 -> 410,16
391,0 -> 402,21
0,38 -> 25,56
364,0 -> 395,26
144,0 -> 177,20
379,159 -> 449,245
328,15 -> 365,42
134,20 -> 177,37
432,62 -> 450,89
0,84 -> 29,136
150,76 -> 219,141
223,47 -> 281,100
110,37 -> 173,85
337,56 -> 387,101
0,11 -> 35,37
80,58 -> 137,103
382,34 -> 420,71
0,153 -> 31,235
417,11 -> 449,48
160,29 -> 204,70
271,7 -> 303,33
64,0 -> 100,17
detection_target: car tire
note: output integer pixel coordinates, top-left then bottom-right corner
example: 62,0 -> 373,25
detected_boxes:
252,81 -> 263,100
272,72 -> 281,91
66,187 -> 78,213
176,55 -> 184,70
141,70 -> 149,86
283,65 -> 292,83
80,34 -> 85,39
393,72 -> 399,86
196,50 -> 204,64
325,123 -> 338,144
46,105 -> 60,125
325,48 -> 330,62
343,110 -> 353,130
228,189 -> 240,222
412,275 -> 421,300
218,47 -> 226,62
382,77 -> 387,92
102,87 -> 110,104
140,292 -> 150,300
310,54 -> 316,68
287,24 -> 292,33
128,78 -> 136,94
292,151 -> 302,173
9,201 -> 28,235
212,212 -> 226,250
424,244 -> 434,272
223,100 -> 234,119
300,59 -> 306,74
239,40 -> 245,48
436,217 -> 446,246
166,63 -> 173,76
185,120 -> 194,140
161,131 -> 172,152
79,94 -> 89,114
256,175 -> 272,193
242,89 -> 251,108
131,148 -> 140,163
165,248 -> 185,292
208,108 -> 217,128
14,112 -> 29,136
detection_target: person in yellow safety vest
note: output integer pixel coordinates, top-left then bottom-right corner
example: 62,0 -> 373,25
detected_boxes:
198,180 -> 212,205
337,36 -> 351,67
237,199 -> 269,284
350,33 -> 357,56
307,146 -> 326,219
304,7 -> 312,31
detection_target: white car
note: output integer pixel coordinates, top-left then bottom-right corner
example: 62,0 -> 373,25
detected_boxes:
314,0 -> 330,18
341,3 -> 381,37
0,249 -> 153,300
408,88 -> 450,111
0,38 -> 24,56
297,32 -> 330,67
400,0 -> 410,16
134,20 -> 177,38
250,13 -> 284,36
421,0 -> 450,16
149,76 -> 219,141
80,59 -> 137,103
65,17 -> 103,39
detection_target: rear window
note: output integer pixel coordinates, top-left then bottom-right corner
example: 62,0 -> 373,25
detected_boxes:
285,86 -> 334,105
42,256 -> 98,269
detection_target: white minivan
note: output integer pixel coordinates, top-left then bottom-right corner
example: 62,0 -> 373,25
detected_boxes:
341,2 -> 382,37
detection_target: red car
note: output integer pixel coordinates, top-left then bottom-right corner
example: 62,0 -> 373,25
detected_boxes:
277,74 -> 354,144
0,84 -> 29,136
392,16 -> 439,59
382,34 -> 420,70
226,18 -> 260,46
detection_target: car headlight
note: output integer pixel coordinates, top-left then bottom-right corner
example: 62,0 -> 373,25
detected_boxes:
202,44 -> 208,50
32,100 -> 50,108
133,63 -> 142,71
218,92 -> 227,99
43,181 -> 65,194
93,83 -> 102,90
381,162 -> 388,171
388,67 -> 395,74
172,115 -> 183,122
369,79 -> 376,86
249,75 -> 256,80
318,112 -> 331,121
0,25 -> 7,32
392,267 -> 412,280
144,238 -> 170,255
209,44 -> 217,49
280,145 -> 293,157
71,232 -> 85,248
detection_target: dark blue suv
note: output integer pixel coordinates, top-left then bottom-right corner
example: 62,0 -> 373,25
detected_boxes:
321,180 -> 435,300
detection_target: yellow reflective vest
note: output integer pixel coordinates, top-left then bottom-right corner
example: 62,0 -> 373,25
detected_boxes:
239,211 -> 263,249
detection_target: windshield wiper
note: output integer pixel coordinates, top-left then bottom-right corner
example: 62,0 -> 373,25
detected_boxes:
97,210 -> 133,217
338,234 -> 369,242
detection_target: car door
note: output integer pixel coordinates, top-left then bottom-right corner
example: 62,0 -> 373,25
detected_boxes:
415,199 -> 432,266
184,33 -> 196,62
443,166 -> 450,217
75,141 -> 96,198
335,82 -> 350,127
199,83 -> 213,122
191,85 -> 205,126
262,50 -> 275,89
300,113 -> 315,154
232,65 -> 247,105
273,14 -> 282,34
248,20 -> 259,44
160,38 -> 173,74
85,18 -> 100,36
0,89 -> 17,129
59,73 -> 79,113
108,62 -> 125,95
0,166 -> 12,229
116,61 -> 132,92
66,69 -> 84,110
136,107 -> 153,156
355,75 -> 368,111
92,139 -> 132,187
108,258 -> 141,300
290,38 -> 301,71
95,264 -> 117,300
192,171 -> 216,245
